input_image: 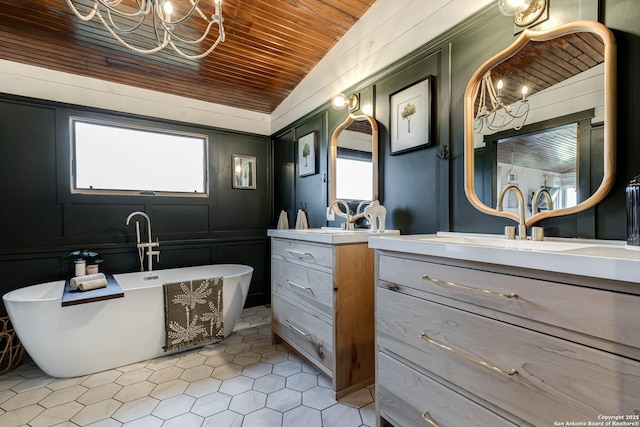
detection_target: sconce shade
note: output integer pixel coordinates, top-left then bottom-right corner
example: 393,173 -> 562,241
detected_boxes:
332,93 -> 349,109
498,0 -> 533,16
332,93 -> 360,111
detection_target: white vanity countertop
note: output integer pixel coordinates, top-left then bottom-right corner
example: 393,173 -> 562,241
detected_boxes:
368,232 -> 640,283
268,228 -> 400,244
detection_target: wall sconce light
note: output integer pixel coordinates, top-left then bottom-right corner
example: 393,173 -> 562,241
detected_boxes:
332,93 -> 360,111
498,0 -> 547,27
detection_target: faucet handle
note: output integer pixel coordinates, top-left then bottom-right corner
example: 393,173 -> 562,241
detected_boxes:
504,226 -> 516,240
531,226 -> 544,241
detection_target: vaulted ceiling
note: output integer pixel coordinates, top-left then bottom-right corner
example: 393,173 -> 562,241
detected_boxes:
0,0 -> 376,114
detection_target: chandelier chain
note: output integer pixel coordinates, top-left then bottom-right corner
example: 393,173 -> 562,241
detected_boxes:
64,0 -> 225,59
474,72 -> 530,135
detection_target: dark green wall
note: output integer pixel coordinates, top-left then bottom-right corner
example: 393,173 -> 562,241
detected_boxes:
273,0 -> 638,241
273,111 -> 328,230
0,95 -> 272,315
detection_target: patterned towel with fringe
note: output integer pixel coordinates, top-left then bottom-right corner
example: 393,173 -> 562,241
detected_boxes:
163,277 -> 224,352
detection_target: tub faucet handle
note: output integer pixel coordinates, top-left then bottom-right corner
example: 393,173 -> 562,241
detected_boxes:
150,239 -> 160,262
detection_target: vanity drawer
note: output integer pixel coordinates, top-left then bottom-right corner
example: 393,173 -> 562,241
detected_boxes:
272,293 -> 333,375
378,352 -> 516,427
272,258 -> 334,318
376,287 -> 640,425
272,238 -> 333,269
379,254 -> 640,350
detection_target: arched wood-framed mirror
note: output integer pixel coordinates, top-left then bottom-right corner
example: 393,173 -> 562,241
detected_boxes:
464,20 -> 616,227
329,113 -> 379,221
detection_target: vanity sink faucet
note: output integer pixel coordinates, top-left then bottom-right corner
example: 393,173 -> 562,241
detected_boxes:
497,184 -> 527,240
125,211 -> 160,272
329,199 -> 354,230
529,188 -> 554,241
532,187 -> 553,214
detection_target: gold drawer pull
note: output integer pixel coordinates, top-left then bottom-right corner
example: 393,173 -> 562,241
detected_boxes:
285,279 -> 314,294
422,275 -> 517,299
284,320 -> 312,340
284,248 -> 312,257
420,333 -> 518,377
422,411 -> 440,427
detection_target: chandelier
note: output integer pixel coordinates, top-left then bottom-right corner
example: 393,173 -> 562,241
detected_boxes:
64,0 -> 225,59
474,72 -> 530,135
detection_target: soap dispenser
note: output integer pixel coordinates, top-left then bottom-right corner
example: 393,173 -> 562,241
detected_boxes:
626,175 -> 640,250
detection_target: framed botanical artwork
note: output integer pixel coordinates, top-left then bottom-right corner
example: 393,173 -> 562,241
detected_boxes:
389,76 -> 434,155
298,131 -> 317,177
232,154 -> 256,189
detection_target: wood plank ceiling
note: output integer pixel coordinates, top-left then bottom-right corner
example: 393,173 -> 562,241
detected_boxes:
490,32 -> 604,106
497,124 -> 578,174
0,0 -> 376,114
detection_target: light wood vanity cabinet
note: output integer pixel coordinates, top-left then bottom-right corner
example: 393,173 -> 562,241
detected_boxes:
374,250 -> 640,427
270,237 -> 375,398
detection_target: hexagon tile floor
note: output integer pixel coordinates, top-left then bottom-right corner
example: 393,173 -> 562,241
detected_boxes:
0,305 -> 377,427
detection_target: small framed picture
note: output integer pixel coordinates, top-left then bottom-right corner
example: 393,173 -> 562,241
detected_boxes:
232,155 -> 256,189
389,76 -> 434,155
298,132 -> 317,177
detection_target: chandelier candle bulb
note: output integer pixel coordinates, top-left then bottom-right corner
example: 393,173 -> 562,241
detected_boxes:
474,73 -> 530,134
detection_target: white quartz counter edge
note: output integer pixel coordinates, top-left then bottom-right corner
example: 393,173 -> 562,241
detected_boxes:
368,233 -> 640,284
267,228 -> 399,244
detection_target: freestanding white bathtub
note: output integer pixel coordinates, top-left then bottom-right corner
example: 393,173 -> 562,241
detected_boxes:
2,264 -> 253,378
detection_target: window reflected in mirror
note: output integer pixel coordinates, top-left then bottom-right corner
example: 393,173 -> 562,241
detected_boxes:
476,109 -> 597,218
495,123 -> 578,217
335,120 -> 373,202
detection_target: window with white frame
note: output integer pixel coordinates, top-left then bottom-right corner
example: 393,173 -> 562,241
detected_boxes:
71,118 -> 208,196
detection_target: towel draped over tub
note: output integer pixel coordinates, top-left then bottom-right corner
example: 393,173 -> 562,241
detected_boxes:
163,277 -> 224,352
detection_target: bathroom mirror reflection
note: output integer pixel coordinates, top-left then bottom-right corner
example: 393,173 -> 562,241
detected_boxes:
464,20 -> 616,227
497,124 -> 578,215
484,109 -> 597,219
330,113 -> 379,220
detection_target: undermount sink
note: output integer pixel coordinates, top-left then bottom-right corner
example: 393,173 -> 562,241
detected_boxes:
267,227 -> 399,245
287,227 -> 380,234
419,235 -> 597,252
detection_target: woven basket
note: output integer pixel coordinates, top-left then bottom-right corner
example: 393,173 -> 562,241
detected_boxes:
0,316 -> 25,375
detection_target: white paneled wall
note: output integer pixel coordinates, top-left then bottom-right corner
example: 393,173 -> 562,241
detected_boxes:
0,59 -> 271,135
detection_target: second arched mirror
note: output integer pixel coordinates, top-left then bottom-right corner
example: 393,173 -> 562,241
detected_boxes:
330,113 -> 379,221
464,20 -> 616,228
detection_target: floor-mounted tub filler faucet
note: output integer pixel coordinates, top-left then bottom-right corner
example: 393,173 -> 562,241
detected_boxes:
126,211 -> 160,272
